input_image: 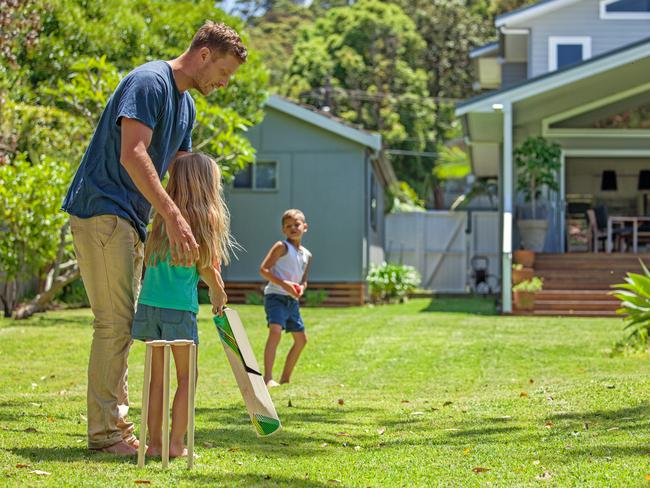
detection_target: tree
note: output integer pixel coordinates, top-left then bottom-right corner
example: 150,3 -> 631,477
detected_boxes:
1,0 -> 269,317
283,0 -> 435,200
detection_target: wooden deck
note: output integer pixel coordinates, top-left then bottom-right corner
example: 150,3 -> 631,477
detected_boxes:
513,253 -> 650,317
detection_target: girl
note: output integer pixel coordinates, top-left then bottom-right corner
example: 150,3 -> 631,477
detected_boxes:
132,152 -> 230,458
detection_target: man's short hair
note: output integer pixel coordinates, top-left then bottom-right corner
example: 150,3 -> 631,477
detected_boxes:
282,209 -> 306,224
190,21 -> 247,63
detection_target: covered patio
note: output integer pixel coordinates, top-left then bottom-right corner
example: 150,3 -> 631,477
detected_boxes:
456,37 -> 650,313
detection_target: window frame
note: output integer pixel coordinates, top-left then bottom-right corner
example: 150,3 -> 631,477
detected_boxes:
548,36 -> 592,72
232,160 -> 279,192
600,0 -> 650,19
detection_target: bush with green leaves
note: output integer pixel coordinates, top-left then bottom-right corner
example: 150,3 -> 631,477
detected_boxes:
611,260 -> 650,351
245,292 -> 264,306
512,277 -> 543,293
366,262 -> 420,304
303,289 -> 328,307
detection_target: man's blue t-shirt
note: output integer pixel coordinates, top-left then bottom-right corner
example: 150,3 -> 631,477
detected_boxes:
62,61 -> 195,242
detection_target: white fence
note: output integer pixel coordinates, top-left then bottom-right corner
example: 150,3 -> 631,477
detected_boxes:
385,211 -> 500,293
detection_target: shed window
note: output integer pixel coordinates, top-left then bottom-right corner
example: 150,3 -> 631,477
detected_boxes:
548,37 -> 591,71
601,0 -> 650,18
233,161 -> 278,190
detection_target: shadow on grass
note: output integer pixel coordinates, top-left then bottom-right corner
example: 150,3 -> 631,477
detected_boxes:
185,472 -> 337,487
419,297 -> 497,315
9,446 -> 138,464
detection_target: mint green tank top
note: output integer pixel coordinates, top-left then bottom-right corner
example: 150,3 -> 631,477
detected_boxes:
138,257 -> 200,313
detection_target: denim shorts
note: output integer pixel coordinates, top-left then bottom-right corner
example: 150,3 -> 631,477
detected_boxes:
264,294 -> 305,333
131,303 -> 199,344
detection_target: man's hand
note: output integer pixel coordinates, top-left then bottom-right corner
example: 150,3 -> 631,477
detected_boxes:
164,211 -> 199,266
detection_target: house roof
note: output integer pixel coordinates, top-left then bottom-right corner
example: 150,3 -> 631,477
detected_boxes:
470,41 -> 499,59
265,95 -> 382,152
495,0 -> 581,27
456,35 -> 650,116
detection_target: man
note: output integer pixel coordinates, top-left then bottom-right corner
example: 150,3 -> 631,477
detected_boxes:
62,21 -> 246,456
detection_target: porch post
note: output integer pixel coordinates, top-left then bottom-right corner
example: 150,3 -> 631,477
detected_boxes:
502,102 -> 513,313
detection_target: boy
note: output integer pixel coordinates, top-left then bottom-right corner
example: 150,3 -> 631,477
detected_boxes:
259,209 -> 312,387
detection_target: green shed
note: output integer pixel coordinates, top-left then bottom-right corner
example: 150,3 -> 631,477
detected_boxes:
222,95 -> 395,306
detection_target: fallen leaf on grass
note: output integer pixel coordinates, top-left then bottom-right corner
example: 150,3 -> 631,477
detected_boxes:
544,421 -> 553,429
377,428 -> 385,435
15,464 -> 29,468
336,432 -> 351,437
605,384 -> 616,389
607,427 -> 619,432
337,399 -> 345,406
342,442 -> 349,447
79,414 -> 87,422
228,447 -> 240,452
411,412 -> 424,416
134,481 -> 151,485
533,460 -> 540,465
472,467 -> 490,473
29,470 -> 50,476
401,400 -> 410,404
287,399 -> 293,408
30,403 -> 41,408
529,379 -> 535,384
202,442 -> 213,448
444,428 -> 460,431
583,423 -> 589,430
536,471 -> 552,480
644,474 -> 650,481
47,417 -> 56,423
463,448 -> 471,455
280,442 -> 289,446
321,443 -> 328,447
443,401 -> 453,407
24,427 -> 38,433
328,480 -> 341,484
520,392 -> 528,398
354,446 -> 362,451
236,461 -> 243,466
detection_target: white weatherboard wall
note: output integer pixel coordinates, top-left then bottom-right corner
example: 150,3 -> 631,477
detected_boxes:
385,211 -> 500,293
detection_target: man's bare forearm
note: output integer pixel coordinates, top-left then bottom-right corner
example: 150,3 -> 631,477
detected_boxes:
120,144 -> 178,221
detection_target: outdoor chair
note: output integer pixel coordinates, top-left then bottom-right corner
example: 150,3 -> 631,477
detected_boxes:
586,207 -> 632,253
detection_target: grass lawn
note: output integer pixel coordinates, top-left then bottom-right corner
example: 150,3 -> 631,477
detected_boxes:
1,298 -> 650,486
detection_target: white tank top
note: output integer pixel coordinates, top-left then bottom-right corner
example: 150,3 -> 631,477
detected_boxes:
264,240 -> 312,296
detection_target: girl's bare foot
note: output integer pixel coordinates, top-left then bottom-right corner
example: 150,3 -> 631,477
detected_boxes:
169,445 -> 188,458
266,379 -> 280,388
146,445 -> 162,457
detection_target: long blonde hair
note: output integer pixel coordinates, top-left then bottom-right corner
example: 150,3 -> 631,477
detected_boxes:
145,153 -> 233,268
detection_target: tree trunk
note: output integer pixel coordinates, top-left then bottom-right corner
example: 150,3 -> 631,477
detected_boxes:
13,267 -> 80,320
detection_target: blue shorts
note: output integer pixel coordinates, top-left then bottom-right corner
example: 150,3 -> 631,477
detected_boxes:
131,303 -> 199,344
264,294 -> 305,333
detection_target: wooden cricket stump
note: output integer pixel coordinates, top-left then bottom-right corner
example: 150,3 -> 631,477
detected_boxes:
137,339 -> 197,469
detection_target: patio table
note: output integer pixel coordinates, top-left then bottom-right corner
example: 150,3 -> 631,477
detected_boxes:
607,216 -> 650,253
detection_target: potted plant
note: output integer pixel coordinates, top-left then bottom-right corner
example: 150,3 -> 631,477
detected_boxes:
512,276 -> 543,311
514,136 -> 561,252
513,249 -> 535,268
512,263 -> 534,285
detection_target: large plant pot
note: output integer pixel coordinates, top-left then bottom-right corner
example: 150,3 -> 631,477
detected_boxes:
512,267 -> 534,285
518,219 -> 548,252
513,250 -> 535,268
513,290 -> 536,310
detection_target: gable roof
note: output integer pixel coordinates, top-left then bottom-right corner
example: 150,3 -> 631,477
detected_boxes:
496,0 -> 581,27
456,35 -> 650,116
265,95 -> 382,152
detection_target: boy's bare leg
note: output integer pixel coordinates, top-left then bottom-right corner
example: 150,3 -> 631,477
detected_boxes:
169,345 -> 196,458
280,331 -> 307,384
264,324 -> 283,385
146,348 -> 164,457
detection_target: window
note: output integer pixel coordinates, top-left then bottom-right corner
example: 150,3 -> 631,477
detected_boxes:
600,0 -> 650,19
548,37 -> 591,71
233,161 -> 278,190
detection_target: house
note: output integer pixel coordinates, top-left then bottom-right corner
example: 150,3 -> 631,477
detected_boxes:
456,0 -> 650,315
221,95 -> 396,306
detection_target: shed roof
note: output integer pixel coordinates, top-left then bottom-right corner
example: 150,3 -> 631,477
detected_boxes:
266,95 -> 382,152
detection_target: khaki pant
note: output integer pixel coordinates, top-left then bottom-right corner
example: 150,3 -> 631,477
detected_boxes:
70,215 -> 144,449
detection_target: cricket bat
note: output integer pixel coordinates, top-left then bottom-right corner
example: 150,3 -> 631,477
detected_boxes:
213,308 -> 282,437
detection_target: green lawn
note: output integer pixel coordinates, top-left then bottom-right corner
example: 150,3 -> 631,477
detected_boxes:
1,299 -> 650,487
